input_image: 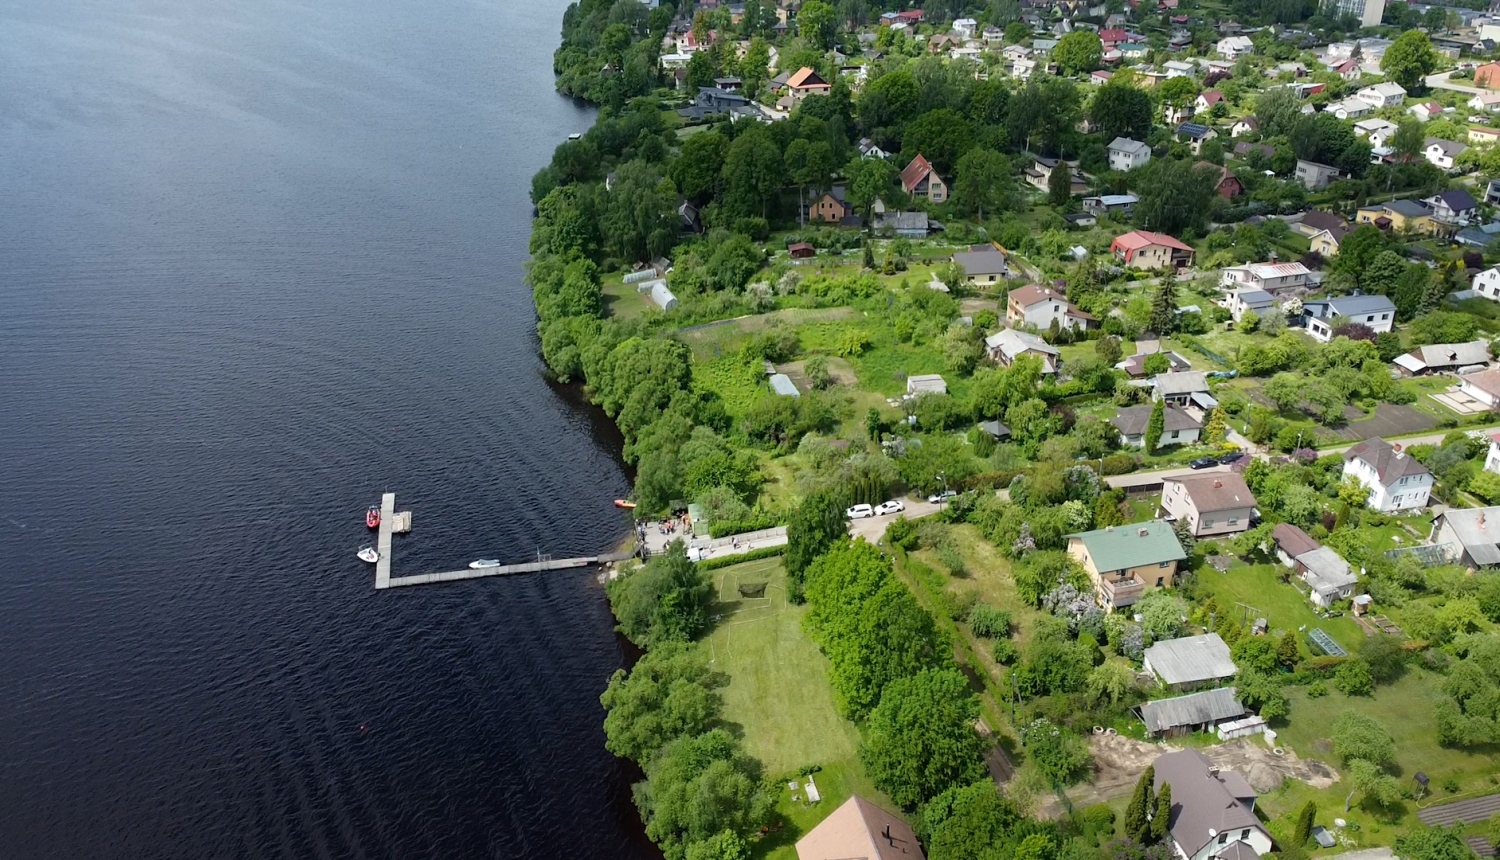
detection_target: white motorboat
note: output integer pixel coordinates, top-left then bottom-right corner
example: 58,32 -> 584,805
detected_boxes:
357,547 -> 379,563
470,559 -> 501,569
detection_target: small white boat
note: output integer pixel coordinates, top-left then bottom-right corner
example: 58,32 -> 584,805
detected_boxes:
470,559 -> 501,569
566,132 -> 582,140
357,547 -> 379,563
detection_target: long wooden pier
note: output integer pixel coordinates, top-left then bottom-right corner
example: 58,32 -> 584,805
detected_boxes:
371,492 -> 631,590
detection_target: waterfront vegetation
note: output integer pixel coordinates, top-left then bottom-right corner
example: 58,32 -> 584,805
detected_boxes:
540,0 -> 1500,855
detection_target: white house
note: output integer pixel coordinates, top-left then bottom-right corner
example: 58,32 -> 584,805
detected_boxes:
1325,97 -> 1373,120
985,327 -> 1061,374
1229,288 -> 1276,321
1425,189 -> 1480,226
1108,137 -> 1152,172
1408,101 -> 1448,122
1469,91 -> 1500,112
1295,546 -> 1361,607
1302,294 -> 1396,342
1006,284 -> 1094,331
952,16 -> 978,38
1474,267 -> 1500,302
1230,117 -> 1259,137
1460,368 -> 1500,410
1219,261 -> 1313,294
1294,159 -> 1342,190
1425,138 -> 1469,171
1353,117 -> 1398,139
1216,35 -> 1254,58
1355,82 -> 1407,108
1160,473 -> 1255,538
1163,60 -> 1194,78
1152,750 -> 1274,860
1111,403 -> 1202,447
1342,437 -> 1433,513
1484,431 -> 1500,475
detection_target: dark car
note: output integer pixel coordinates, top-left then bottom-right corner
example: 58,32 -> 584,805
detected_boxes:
1189,456 -> 1219,469
1218,451 -> 1246,465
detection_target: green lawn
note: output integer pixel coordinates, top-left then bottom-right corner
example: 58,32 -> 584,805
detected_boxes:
703,557 -> 892,859
1195,562 -> 1366,654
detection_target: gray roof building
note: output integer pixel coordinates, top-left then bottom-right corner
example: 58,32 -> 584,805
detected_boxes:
1394,340 -> 1491,374
1434,506 -> 1500,566
1143,633 -> 1237,686
1153,749 -> 1267,860
1295,546 -> 1358,600
1140,687 -> 1246,734
1304,294 -> 1397,319
952,248 -> 1010,277
1112,403 -> 1202,437
1384,198 -> 1431,219
1342,437 -> 1431,484
1153,371 -> 1210,397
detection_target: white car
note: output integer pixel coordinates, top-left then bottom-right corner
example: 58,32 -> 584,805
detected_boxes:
875,500 -> 905,516
927,490 -> 957,504
846,504 -> 874,519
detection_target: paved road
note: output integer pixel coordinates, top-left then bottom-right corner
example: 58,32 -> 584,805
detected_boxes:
1417,791 -> 1500,826
1105,463 -> 1234,489
1426,70 -> 1484,95
848,496 -> 943,543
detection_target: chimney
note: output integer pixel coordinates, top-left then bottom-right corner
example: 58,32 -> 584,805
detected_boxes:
884,825 -> 894,846
1139,527 -> 1150,537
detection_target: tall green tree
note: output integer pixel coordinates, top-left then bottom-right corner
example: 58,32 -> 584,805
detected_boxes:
721,125 -> 784,219
797,0 -> 838,50
1150,782 -> 1172,844
601,641 -> 721,762
1381,30 -> 1438,91
952,148 -> 1015,221
784,491 -> 848,600
607,542 -> 715,646
1053,31 -> 1103,74
844,155 -> 897,218
860,668 -> 986,809
1088,82 -> 1154,143
1048,160 -> 1072,208
1134,159 -> 1219,235
1145,397 -> 1165,454
1124,765 -> 1155,842
1293,800 -> 1317,847
1332,711 -> 1397,769
1148,270 -> 1179,335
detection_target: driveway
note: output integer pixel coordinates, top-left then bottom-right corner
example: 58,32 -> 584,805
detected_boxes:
1105,463 -> 1233,491
848,496 -> 943,543
1426,70 -> 1484,95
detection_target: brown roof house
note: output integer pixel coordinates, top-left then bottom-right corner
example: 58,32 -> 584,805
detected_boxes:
1007,284 -> 1095,331
1152,749 -> 1272,860
783,66 -> 832,103
900,154 -> 948,203
796,795 -> 925,860
1160,473 -> 1256,538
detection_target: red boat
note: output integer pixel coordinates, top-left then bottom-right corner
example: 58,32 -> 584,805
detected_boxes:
366,505 -> 380,529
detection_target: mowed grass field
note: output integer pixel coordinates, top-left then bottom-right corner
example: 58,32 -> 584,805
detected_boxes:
704,557 -> 893,859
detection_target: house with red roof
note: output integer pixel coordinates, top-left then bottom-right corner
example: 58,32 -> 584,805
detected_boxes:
783,67 -> 831,103
1007,284 -> 1096,331
1110,230 -> 1195,270
900,154 -> 948,203
1194,91 -> 1224,113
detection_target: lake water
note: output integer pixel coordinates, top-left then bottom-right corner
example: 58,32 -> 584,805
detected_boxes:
0,0 -> 660,856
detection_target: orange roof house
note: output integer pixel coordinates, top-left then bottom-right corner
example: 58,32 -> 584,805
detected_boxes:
785,67 -> 831,102
796,795 -> 925,860
1476,61 -> 1500,89
899,154 -> 948,203
1110,230 -> 1195,270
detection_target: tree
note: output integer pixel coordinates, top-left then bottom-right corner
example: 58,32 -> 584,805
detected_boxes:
860,668 -> 986,809
1232,636 -> 1279,675
797,0 -> 838,50
1203,407 -> 1228,444
673,131 -> 729,201
1392,117 -> 1425,164
1150,783 -> 1172,844
1157,76 -> 1200,111
1048,158 -> 1073,207
686,831 -> 750,860
1135,159 -> 1219,235
844,155 -> 897,218
1095,335 -> 1123,366
1124,765 -> 1155,842
1085,660 -> 1136,706
902,108 -> 977,174
1276,631 -> 1301,669
952,148 -> 1015,221
1022,717 -> 1092,783
1293,801 -> 1317,848
607,542 -> 715,646
1054,31 -> 1103,74
639,729 -> 771,853
1144,398 -> 1165,454
721,125 -> 783,219
601,641 -> 721,762
784,491 -> 848,600
1394,828 -> 1480,860
1332,711 -> 1396,769
1149,271 -> 1179,335
1381,30 -> 1438,91
1089,82 -> 1154,146
1346,758 -> 1402,811
1334,658 -> 1375,697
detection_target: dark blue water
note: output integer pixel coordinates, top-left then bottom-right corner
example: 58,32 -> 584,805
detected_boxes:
0,1 -> 657,857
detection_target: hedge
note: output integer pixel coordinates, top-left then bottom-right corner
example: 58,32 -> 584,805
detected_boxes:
695,544 -> 787,571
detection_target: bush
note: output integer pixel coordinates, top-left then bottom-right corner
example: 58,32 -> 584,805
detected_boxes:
993,639 -> 1018,665
968,604 -> 1013,638
1082,803 -> 1116,839
1307,681 -> 1327,698
1334,658 -> 1375,696
1100,453 -> 1138,476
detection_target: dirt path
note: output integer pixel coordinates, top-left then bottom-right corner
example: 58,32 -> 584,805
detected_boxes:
1036,733 -> 1338,819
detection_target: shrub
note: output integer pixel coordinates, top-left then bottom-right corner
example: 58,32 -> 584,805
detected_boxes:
1100,452 -> 1137,476
1082,803 -> 1116,839
1334,658 -> 1374,696
1307,681 -> 1327,698
968,604 -> 1013,639
993,639 -> 1018,665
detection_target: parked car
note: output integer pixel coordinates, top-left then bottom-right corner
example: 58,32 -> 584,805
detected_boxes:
875,500 -> 905,515
846,504 -> 874,519
1189,456 -> 1219,469
927,490 -> 958,504
1218,451 -> 1245,465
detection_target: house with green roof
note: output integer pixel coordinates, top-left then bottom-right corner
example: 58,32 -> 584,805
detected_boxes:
1066,521 -> 1187,611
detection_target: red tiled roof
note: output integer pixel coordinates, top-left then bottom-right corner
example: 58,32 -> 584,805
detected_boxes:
1200,91 -> 1224,105
786,67 -> 829,89
900,154 -> 934,193
1112,230 -> 1193,252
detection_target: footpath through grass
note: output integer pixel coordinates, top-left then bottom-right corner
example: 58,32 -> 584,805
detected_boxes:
704,557 -> 891,859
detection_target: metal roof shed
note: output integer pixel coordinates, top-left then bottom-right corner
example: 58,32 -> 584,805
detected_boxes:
1140,687 -> 1245,735
1143,633 -> 1237,686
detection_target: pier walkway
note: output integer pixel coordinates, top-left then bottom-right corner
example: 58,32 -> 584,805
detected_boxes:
372,492 -> 631,589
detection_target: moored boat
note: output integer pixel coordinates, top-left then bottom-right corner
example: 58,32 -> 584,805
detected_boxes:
469,559 -> 501,569
613,499 -> 636,509
357,546 -> 379,563
366,505 -> 380,528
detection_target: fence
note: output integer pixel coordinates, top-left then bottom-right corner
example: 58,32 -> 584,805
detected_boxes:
1178,336 -> 1232,368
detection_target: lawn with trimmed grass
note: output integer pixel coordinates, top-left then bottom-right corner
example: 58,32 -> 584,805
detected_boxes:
703,557 -> 893,859
1194,561 -> 1365,653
